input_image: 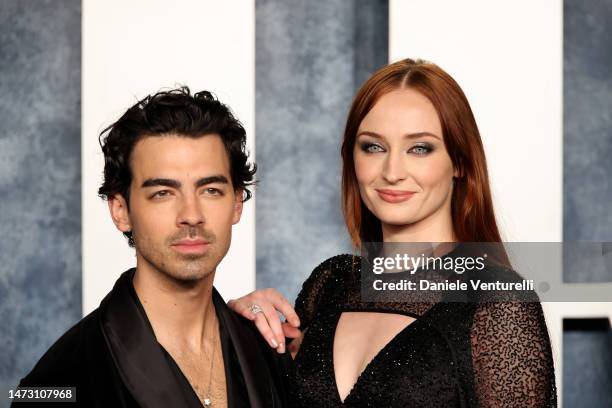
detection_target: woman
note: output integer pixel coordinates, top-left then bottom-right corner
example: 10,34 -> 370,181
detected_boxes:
228,59 -> 557,407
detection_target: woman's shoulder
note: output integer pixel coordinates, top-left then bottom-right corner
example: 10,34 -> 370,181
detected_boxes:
469,262 -> 542,304
299,253 -> 359,293
313,253 -> 360,274
294,254 -> 359,325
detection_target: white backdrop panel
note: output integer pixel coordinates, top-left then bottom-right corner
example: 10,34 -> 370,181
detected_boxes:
82,0 -> 255,314
390,0 -> 564,401
389,0 -> 562,242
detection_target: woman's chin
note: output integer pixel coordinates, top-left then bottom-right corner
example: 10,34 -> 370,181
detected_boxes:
377,215 -> 420,229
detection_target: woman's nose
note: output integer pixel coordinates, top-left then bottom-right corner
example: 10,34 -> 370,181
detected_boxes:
382,151 -> 408,184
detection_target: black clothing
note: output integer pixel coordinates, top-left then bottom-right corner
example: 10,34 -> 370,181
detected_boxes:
15,269 -> 289,408
288,254 -> 557,407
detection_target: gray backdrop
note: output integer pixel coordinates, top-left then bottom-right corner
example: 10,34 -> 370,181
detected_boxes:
255,0 -> 388,301
0,0 -> 81,400
564,0 -> 612,247
562,0 -> 612,405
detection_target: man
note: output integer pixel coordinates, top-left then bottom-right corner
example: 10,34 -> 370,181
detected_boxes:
15,88 -> 288,407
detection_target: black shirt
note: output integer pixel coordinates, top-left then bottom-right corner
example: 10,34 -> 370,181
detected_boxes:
15,269 -> 289,408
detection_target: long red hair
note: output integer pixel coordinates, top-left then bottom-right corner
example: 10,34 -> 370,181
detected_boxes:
342,58 -> 504,247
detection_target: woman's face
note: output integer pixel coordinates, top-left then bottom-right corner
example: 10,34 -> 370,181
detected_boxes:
353,88 -> 457,231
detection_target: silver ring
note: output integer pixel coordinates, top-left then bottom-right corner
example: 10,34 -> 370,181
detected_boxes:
248,303 -> 264,315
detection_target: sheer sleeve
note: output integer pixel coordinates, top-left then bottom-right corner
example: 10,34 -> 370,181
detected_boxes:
293,254 -> 353,330
470,298 -> 557,407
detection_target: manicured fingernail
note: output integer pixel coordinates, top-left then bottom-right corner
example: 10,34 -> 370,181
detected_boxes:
269,338 -> 278,348
277,342 -> 285,354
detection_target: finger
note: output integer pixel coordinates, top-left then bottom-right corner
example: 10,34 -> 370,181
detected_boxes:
264,289 -> 301,327
252,312 -> 279,349
262,288 -> 298,323
288,332 -> 305,357
226,290 -> 293,352
257,301 -> 286,353
281,322 -> 302,339
227,295 -> 264,321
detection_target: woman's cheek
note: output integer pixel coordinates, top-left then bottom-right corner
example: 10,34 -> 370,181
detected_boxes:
355,156 -> 381,184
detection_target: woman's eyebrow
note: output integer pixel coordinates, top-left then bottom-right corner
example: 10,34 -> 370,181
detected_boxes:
357,130 -> 384,139
357,130 -> 441,140
404,131 -> 441,140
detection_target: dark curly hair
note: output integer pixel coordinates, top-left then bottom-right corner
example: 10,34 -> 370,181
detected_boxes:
98,86 -> 256,246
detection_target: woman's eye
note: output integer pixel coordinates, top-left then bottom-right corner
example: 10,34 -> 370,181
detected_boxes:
409,144 -> 432,155
361,142 -> 385,153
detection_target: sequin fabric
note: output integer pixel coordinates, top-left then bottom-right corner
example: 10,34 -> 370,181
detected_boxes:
287,254 -> 557,407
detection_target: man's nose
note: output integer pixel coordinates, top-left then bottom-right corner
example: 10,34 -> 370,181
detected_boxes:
382,151 -> 408,184
177,195 -> 205,226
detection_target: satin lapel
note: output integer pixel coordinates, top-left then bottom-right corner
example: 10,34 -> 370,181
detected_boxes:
99,270 -> 202,408
212,288 -> 278,408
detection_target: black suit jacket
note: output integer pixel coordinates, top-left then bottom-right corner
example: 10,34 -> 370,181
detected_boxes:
14,269 -> 290,407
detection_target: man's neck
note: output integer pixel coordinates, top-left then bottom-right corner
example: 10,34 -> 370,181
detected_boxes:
132,261 -> 217,353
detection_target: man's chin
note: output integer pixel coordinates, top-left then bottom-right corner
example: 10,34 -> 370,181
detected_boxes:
151,257 -> 213,283
161,270 -> 211,286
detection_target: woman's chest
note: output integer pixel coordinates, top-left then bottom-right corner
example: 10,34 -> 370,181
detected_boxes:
333,311 -> 417,400
291,310 -> 471,407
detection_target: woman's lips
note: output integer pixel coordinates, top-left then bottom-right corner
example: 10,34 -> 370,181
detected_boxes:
376,189 -> 415,203
171,239 -> 210,254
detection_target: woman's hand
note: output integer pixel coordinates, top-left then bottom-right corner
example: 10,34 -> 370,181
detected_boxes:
228,288 -> 302,354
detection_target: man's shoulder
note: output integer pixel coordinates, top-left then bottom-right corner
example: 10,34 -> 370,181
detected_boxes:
213,288 -> 291,363
19,309 -> 104,387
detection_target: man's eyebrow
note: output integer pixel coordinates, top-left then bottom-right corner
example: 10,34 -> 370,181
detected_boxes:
141,178 -> 181,188
357,130 -> 441,140
141,176 -> 230,189
195,175 -> 229,188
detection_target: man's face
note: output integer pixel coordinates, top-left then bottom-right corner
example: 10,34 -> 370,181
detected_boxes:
111,134 -> 243,282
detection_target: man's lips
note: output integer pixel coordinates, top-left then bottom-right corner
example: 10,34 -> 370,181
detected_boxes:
375,189 -> 416,203
171,239 -> 210,254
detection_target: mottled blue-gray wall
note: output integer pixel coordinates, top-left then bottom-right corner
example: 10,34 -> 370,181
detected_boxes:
0,0 -> 81,402
563,0 -> 612,405
255,0 -> 388,301
563,319 -> 612,407
563,0 -> 612,248
562,0 -> 612,282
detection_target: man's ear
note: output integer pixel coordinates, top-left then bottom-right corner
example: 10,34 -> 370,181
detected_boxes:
232,190 -> 244,225
108,195 -> 132,233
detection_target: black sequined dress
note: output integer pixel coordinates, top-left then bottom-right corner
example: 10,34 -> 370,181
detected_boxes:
287,253 -> 557,407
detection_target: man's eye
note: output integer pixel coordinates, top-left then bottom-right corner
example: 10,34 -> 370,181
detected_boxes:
204,188 -> 223,196
360,142 -> 385,153
152,190 -> 171,198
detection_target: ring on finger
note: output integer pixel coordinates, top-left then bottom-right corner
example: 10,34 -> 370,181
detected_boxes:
248,303 -> 264,315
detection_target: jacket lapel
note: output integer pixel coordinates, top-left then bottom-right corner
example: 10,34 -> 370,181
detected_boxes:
98,269 -> 202,408
213,288 -> 283,408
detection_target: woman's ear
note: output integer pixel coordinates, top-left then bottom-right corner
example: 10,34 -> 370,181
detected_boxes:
108,195 -> 132,233
453,163 -> 464,179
